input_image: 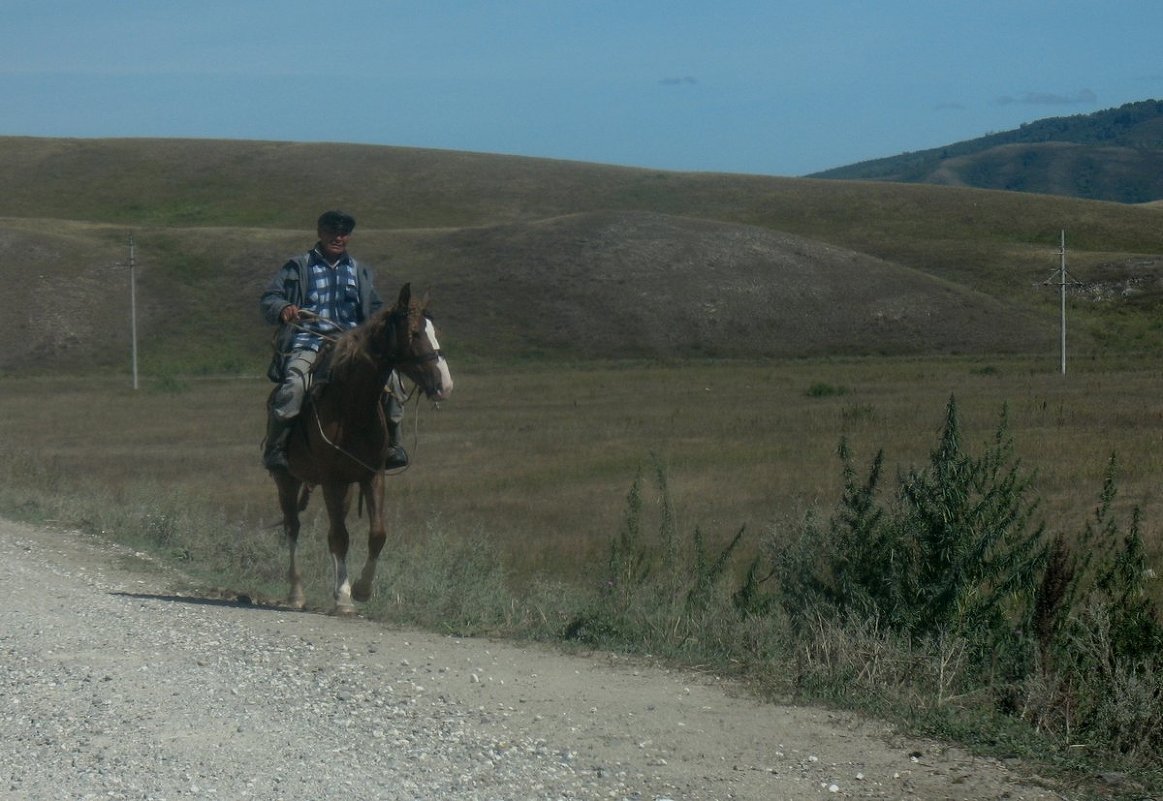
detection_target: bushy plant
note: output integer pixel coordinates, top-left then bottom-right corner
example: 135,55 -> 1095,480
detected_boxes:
777,397 -> 1047,653
764,396 -> 1163,769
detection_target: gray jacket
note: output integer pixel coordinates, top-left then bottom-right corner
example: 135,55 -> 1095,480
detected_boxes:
260,250 -> 384,382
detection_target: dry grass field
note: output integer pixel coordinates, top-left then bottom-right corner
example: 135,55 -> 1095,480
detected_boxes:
4,355 -> 1160,592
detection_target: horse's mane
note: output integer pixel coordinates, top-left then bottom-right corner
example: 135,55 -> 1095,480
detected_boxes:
322,299 -> 423,383
325,324 -> 374,381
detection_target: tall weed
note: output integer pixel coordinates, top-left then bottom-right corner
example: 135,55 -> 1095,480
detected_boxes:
1024,458 -> 1163,762
568,457 -> 773,663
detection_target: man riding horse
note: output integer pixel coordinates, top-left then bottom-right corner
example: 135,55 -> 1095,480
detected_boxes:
260,210 -> 408,472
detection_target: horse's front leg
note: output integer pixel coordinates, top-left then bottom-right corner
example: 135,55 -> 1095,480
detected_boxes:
322,483 -> 356,616
352,472 -> 387,603
273,471 -> 307,610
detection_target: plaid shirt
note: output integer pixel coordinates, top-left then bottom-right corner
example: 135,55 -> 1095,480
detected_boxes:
291,250 -> 362,352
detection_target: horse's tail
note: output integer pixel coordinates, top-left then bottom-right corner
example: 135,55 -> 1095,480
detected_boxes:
297,483 -> 314,512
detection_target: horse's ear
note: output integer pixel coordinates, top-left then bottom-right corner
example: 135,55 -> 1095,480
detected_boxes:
396,283 -> 412,309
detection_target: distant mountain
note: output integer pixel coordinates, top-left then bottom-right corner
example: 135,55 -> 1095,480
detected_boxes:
809,100 -> 1163,203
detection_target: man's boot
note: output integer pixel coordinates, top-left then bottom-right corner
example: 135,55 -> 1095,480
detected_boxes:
262,414 -> 292,471
384,418 -> 409,470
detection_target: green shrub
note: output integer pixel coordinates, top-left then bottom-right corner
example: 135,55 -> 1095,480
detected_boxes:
778,397 -> 1047,655
764,397 -> 1163,770
806,381 -> 848,397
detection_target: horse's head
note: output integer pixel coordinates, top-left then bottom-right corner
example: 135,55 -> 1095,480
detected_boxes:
385,283 -> 453,402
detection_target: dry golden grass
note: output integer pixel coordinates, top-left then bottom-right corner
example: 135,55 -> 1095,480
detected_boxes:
3,356 -> 1160,592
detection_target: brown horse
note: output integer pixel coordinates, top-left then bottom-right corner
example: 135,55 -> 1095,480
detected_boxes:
271,283 -> 452,615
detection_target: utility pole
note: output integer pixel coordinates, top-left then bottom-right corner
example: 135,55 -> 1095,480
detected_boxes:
1043,229 -> 1070,376
129,234 -> 139,390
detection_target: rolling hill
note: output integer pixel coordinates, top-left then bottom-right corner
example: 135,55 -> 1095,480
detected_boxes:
810,100 -> 1163,203
2,136 -> 1161,374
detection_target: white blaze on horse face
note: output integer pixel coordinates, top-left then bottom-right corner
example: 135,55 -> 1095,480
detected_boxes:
425,317 -> 453,399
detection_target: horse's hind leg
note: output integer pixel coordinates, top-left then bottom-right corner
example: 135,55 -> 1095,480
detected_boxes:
352,473 -> 387,603
323,483 -> 357,616
274,472 -> 307,610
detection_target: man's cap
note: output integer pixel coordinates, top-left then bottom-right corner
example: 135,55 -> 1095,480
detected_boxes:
317,210 -> 356,234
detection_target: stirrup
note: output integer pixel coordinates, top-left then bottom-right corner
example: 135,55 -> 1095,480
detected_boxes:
384,445 -> 408,470
263,445 -> 289,471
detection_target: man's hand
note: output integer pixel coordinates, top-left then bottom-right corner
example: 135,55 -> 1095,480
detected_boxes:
280,305 -> 301,324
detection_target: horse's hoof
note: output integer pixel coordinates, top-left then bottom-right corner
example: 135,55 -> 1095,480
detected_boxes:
351,582 -> 372,603
288,591 -> 307,610
331,604 -> 357,618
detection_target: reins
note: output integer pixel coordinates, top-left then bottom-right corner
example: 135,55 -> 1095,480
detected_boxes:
270,310 -> 343,361
308,377 -> 431,475
308,401 -> 383,474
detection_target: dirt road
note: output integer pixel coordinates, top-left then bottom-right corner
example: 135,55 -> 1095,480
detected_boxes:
0,517 -> 1065,800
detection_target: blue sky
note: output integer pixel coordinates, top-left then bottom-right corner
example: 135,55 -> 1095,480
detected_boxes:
6,1 -> 1162,176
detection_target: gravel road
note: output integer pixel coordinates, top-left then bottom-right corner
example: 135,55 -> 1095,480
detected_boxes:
1,517 -> 1066,801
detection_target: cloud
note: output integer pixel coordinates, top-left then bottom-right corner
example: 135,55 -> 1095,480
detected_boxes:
994,89 -> 1097,106
659,76 -> 698,86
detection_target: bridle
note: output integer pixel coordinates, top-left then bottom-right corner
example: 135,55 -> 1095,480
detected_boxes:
385,311 -> 446,383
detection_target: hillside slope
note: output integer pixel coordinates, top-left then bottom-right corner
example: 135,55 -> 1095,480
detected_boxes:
1,212 -> 1054,373
392,211 -> 1053,360
4,135 -> 1162,373
810,100 -> 1163,203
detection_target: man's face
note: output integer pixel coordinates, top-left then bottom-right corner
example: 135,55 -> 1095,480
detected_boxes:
317,226 -> 351,260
